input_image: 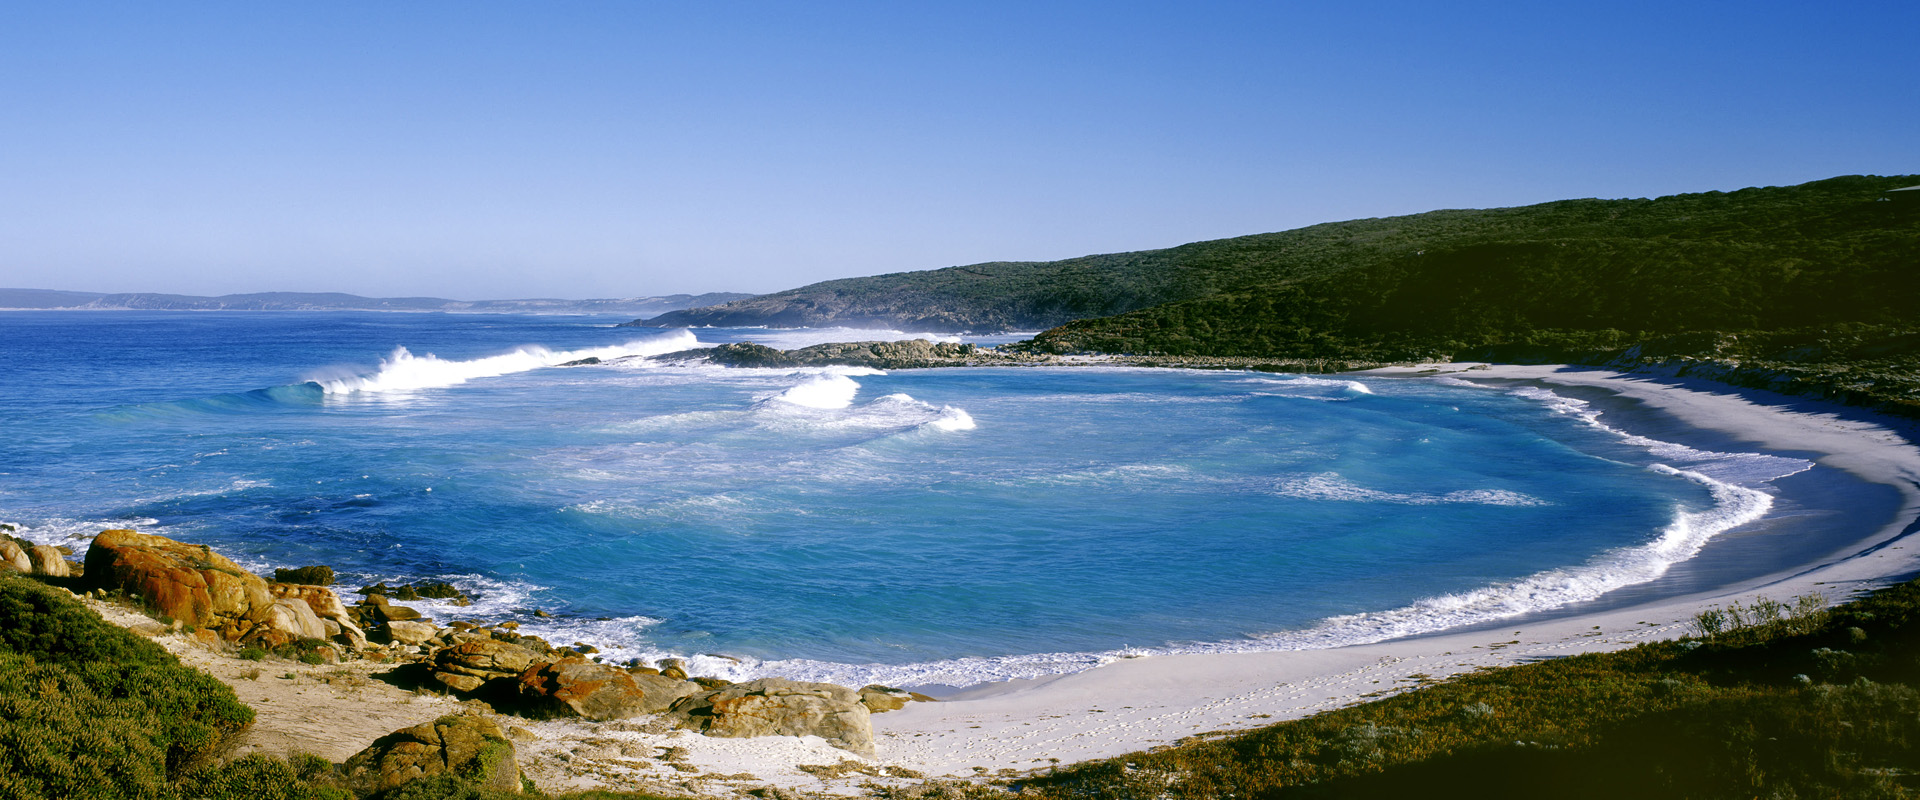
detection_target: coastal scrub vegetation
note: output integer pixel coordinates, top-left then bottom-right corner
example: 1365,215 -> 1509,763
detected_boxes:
647,174 -> 1920,415
0,573 -> 685,800
1019,579 -> 1920,799
646,175 -> 1917,339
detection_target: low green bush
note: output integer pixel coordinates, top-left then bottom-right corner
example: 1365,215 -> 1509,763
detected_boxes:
1025,578 -> 1920,799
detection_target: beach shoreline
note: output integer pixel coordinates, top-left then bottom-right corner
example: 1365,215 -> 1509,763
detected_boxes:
855,362 -> 1920,783
53,361 -> 1920,798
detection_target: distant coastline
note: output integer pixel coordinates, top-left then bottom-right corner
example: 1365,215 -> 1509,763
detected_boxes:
0,288 -> 755,316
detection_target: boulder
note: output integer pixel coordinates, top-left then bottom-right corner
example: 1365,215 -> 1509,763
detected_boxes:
433,640 -> 542,694
81,529 -> 360,648
270,582 -> 366,649
383,620 -> 440,646
266,598 -> 330,641
83,529 -> 276,640
273,565 -> 335,585
859,685 -> 910,713
0,539 -> 30,572
26,545 -> 70,577
671,677 -> 874,756
342,714 -> 522,796
516,658 -> 699,720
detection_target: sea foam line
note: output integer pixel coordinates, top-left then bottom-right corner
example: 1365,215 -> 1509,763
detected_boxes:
1507,386 -> 1813,484
310,329 -> 701,395
543,466 -> 1770,689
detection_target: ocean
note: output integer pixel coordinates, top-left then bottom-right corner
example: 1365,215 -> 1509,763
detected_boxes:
0,311 -> 1858,688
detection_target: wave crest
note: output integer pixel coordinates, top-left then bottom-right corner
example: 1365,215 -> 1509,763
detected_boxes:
312,329 -> 700,395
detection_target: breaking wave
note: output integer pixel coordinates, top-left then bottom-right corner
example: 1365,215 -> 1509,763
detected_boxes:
1508,386 -> 1814,484
310,329 -> 701,395
754,375 -> 975,434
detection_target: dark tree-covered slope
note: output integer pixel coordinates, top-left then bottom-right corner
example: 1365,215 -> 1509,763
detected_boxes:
1032,176 -> 1920,358
637,175 -> 1920,340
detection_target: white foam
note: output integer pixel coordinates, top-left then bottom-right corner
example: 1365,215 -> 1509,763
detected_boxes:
1230,465 -> 1773,650
753,378 -> 975,434
764,374 -> 862,409
349,573 -> 548,622
1241,375 -> 1374,400
584,465 -> 1774,688
1277,473 -> 1550,506
1508,386 -> 1815,484
3,516 -> 166,556
927,407 -> 976,432
311,329 -> 701,395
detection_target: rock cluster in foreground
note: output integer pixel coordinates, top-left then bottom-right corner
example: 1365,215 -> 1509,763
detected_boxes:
77,528 -> 927,762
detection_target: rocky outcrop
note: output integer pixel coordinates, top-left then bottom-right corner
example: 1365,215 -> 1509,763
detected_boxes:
382,620 -> 440,646
433,640 -> 542,693
0,537 -> 32,575
342,715 -> 522,796
0,539 -> 32,573
859,685 -> 911,713
85,529 -> 277,638
273,565 -> 334,585
26,545 -> 70,577
670,677 -> 875,756
665,339 -> 1010,370
516,658 -> 700,720
361,579 -> 473,605
271,582 -> 367,649
82,529 -> 361,649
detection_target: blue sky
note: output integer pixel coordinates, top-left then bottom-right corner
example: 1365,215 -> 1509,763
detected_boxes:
0,2 -> 1912,299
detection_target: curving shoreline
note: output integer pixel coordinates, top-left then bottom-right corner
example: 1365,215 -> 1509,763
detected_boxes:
861,362 -> 1920,779
33,360 -> 1920,796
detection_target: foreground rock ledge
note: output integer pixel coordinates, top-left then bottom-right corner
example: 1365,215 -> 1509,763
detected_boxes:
343,714 -> 523,795
81,528 -> 917,758
84,528 -> 366,649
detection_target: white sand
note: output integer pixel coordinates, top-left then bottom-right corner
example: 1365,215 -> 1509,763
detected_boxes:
78,363 -> 1920,797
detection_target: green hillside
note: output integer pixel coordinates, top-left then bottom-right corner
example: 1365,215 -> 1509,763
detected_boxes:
638,175 -> 1920,342
1028,175 -> 1920,360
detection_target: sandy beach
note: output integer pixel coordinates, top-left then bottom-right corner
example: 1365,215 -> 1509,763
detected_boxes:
82,363 -> 1920,798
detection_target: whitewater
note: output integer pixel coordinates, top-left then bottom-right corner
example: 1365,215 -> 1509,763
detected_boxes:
0,310 -> 1856,690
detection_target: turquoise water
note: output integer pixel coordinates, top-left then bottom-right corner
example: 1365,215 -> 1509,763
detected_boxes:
0,312 -> 1811,686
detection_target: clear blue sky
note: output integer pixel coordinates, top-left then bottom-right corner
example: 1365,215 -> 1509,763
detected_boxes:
0,2 -> 1912,299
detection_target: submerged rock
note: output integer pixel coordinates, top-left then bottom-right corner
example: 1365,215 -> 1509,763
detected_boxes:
342,714 -> 523,796
671,677 -> 875,756
361,579 -> 473,605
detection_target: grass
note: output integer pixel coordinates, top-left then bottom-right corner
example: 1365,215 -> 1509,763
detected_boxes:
1018,579 -> 1920,799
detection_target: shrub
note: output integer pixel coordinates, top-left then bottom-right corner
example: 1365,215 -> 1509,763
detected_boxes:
177,753 -> 350,800
0,574 -> 254,787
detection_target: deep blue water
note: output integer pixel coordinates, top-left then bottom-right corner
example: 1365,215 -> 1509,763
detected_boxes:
0,311 -> 1812,686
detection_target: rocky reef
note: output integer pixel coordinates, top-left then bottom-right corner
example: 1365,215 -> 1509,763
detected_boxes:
651,339 -> 1053,370
68,528 -> 925,768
